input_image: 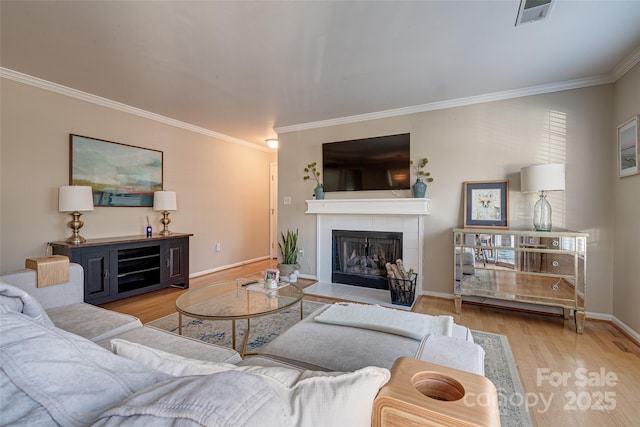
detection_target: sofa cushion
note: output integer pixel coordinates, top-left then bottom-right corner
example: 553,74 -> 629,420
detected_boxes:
46,302 -> 141,342
0,307 -> 169,427
98,325 -> 241,364
260,304 -> 476,372
92,372 -> 290,427
110,338 -> 390,427
260,307 -> 421,371
415,334 -> 485,375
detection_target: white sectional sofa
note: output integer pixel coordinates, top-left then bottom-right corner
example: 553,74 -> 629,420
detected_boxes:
0,262 -> 491,426
0,263 -> 242,364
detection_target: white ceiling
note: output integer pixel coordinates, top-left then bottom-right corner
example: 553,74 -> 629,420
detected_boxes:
2,1 -> 640,149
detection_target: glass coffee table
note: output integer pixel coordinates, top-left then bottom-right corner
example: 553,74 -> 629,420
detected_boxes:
175,277 -> 304,357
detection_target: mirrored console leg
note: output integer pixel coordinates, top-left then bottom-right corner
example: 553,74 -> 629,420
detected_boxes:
454,295 -> 462,314
575,310 -> 585,334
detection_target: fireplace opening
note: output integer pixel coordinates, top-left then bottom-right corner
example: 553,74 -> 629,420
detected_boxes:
332,230 -> 402,289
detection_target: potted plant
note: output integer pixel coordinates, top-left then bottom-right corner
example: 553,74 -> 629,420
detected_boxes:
303,162 -> 324,199
410,158 -> 434,198
278,228 -> 300,276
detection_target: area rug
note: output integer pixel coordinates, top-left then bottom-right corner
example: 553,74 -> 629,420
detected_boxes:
473,330 -> 534,427
147,300 -> 327,353
148,303 -> 533,427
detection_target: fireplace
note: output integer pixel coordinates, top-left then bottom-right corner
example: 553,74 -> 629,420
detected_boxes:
332,230 -> 402,289
306,198 -> 430,295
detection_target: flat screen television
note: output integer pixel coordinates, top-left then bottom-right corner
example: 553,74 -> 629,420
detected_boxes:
322,133 -> 410,192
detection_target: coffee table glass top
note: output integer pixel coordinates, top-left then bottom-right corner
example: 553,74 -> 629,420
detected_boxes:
176,277 -> 304,320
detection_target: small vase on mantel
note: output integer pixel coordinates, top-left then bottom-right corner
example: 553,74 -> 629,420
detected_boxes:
314,184 -> 325,200
412,178 -> 427,198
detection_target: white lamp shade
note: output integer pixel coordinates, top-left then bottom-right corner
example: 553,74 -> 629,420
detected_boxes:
153,191 -> 177,211
520,164 -> 566,192
58,186 -> 94,212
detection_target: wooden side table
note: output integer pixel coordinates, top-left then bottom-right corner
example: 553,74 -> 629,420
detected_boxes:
373,357 -> 501,427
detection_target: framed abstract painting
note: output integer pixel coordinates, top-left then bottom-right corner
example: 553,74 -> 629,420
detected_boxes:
70,134 -> 163,207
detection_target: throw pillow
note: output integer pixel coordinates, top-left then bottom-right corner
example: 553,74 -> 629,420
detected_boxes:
110,338 -> 238,376
111,338 -> 390,427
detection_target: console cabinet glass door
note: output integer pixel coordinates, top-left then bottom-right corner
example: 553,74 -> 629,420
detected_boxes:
453,228 -> 587,333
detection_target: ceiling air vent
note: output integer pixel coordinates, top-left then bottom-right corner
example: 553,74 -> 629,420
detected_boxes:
515,0 -> 554,26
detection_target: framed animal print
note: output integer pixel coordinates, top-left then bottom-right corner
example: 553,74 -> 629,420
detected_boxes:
463,180 -> 509,229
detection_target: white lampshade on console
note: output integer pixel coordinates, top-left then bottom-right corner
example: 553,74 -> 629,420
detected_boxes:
58,186 -> 94,244
153,191 -> 177,236
520,164 -> 565,231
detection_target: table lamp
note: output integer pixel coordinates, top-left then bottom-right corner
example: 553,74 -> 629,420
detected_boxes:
59,186 -> 94,244
520,164 -> 565,231
153,191 -> 177,236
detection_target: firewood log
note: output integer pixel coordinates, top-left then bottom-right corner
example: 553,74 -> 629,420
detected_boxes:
390,263 -> 407,290
385,262 -> 398,288
395,259 -> 409,280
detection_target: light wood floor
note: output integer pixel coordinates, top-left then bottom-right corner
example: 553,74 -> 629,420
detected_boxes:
101,259 -> 640,426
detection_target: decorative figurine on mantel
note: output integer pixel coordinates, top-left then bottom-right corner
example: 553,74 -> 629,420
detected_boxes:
303,162 -> 324,200
410,158 -> 434,198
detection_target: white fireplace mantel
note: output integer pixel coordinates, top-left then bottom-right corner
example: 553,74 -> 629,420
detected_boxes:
306,198 -> 430,215
306,198 -> 430,295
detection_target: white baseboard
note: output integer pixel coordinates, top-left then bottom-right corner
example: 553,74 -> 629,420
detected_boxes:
421,290 -> 453,300
611,316 -> 640,344
190,256 -> 271,278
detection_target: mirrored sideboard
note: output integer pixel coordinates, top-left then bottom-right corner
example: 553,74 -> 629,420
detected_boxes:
453,228 -> 587,333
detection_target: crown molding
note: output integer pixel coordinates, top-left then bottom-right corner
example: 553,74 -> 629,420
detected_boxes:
611,44 -> 640,81
275,74 -> 611,134
276,46 -> 640,135
0,67 -> 268,152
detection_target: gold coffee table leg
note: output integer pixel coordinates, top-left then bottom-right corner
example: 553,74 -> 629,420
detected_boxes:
231,319 -> 236,350
241,318 -> 251,358
178,312 -> 183,335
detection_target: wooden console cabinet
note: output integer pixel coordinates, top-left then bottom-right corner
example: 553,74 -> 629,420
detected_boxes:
50,233 -> 192,305
454,228 -> 587,333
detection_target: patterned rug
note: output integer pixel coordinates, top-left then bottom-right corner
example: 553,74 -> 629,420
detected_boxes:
473,330 -> 534,427
148,301 -> 533,427
149,300 -> 326,353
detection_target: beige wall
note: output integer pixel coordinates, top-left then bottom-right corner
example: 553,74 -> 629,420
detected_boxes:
0,79 -> 276,275
3,70 -> 636,330
612,63 -> 640,332
278,85 -> 616,316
